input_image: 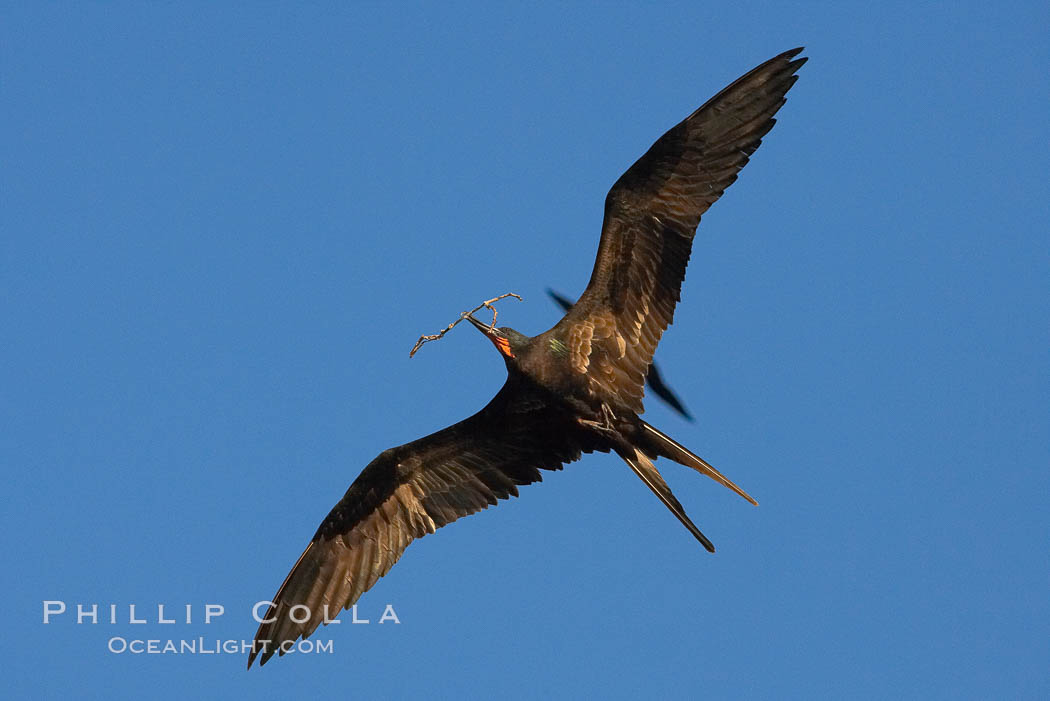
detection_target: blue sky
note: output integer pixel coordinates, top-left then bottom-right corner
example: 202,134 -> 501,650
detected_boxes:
3,2 -> 1047,699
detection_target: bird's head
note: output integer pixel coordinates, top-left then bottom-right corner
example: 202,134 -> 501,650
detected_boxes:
465,314 -> 528,361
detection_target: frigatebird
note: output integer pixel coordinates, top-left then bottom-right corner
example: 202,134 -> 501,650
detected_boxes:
249,48 -> 806,668
547,287 -> 694,420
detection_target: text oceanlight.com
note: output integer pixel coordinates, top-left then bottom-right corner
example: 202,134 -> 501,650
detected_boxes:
107,637 -> 332,656
42,600 -> 400,656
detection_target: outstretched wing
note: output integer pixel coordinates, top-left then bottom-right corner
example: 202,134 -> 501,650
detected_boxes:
547,287 -> 693,421
248,378 -> 598,668
552,48 -> 807,411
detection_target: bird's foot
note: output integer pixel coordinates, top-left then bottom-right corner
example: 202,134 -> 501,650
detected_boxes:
577,418 -> 616,435
578,404 -> 618,435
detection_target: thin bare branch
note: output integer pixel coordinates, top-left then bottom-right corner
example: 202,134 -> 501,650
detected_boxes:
409,292 -> 523,358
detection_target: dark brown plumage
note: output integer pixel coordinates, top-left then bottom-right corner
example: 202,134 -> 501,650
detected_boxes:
547,287 -> 693,420
249,48 -> 806,668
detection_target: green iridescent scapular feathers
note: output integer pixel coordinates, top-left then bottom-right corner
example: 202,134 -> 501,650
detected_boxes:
548,337 -> 569,356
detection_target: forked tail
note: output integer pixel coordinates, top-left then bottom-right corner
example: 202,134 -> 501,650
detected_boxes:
641,422 -> 758,506
620,447 -> 716,552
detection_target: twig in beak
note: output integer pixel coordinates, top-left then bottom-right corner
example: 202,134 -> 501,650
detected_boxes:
409,292 -> 522,358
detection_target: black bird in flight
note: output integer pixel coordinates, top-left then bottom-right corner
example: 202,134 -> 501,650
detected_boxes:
547,287 -> 694,420
249,48 -> 806,668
